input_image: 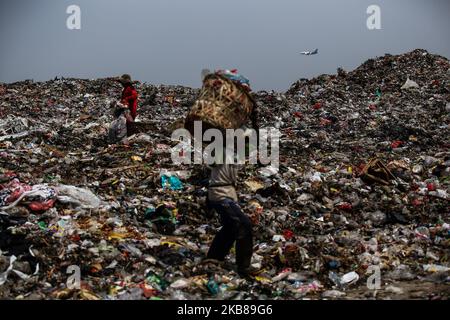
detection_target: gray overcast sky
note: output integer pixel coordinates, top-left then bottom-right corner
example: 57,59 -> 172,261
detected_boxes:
0,0 -> 449,91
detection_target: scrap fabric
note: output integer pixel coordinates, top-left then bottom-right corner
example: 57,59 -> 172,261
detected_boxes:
0,178 -> 57,211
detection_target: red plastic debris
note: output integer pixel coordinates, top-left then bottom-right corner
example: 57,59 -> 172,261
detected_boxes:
139,283 -> 158,298
391,140 -> 403,149
312,102 -> 322,110
337,203 -> 352,211
293,111 -> 303,119
283,229 -> 294,240
29,199 -> 56,212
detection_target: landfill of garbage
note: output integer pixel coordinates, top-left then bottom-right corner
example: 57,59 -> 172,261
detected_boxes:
0,49 -> 449,300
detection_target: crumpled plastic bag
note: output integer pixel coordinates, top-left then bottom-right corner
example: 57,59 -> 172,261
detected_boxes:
161,174 -> 184,191
54,185 -> 102,209
108,114 -> 127,144
0,255 -> 39,286
401,78 -> 419,90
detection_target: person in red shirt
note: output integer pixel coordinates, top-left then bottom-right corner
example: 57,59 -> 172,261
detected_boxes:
118,74 -> 138,135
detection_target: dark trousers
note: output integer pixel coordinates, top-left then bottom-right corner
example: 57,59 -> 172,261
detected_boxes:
126,121 -> 135,137
207,198 -> 253,270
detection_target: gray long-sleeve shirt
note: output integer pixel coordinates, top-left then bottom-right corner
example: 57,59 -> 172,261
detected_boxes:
208,164 -> 240,202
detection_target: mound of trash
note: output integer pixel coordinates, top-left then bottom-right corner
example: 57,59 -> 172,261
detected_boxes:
0,49 -> 449,300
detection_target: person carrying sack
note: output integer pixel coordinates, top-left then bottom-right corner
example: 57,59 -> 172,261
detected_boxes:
205,160 -> 257,278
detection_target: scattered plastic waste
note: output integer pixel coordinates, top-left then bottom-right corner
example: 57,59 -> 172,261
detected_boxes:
0,49 -> 449,300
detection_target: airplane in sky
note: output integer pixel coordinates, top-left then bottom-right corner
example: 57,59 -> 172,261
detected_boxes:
300,49 -> 318,56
